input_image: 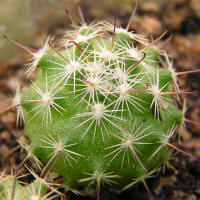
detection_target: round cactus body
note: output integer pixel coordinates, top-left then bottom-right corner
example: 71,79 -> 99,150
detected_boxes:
19,20 -> 183,191
0,173 -> 57,200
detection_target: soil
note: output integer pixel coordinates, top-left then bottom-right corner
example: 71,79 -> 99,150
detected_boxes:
0,1 -> 200,200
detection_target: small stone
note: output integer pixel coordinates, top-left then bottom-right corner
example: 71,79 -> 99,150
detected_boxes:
154,175 -> 176,195
190,0 -> 200,17
185,194 -> 197,200
164,7 -> 189,30
172,190 -> 185,199
140,1 -> 161,13
0,130 -> 11,141
195,187 -> 200,195
133,16 -> 163,35
181,129 -> 192,142
1,112 -> 16,127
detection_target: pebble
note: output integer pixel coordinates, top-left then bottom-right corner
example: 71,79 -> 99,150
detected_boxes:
133,16 -> 163,35
0,130 -> 11,141
185,194 -> 197,200
1,112 -> 16,127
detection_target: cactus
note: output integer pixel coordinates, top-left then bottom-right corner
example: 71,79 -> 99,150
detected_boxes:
2,5 -> 199,199
0,170 -> 60,200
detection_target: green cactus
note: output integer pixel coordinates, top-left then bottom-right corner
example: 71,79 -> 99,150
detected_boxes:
0,171 -> 60,200
4,7 -> 191,199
